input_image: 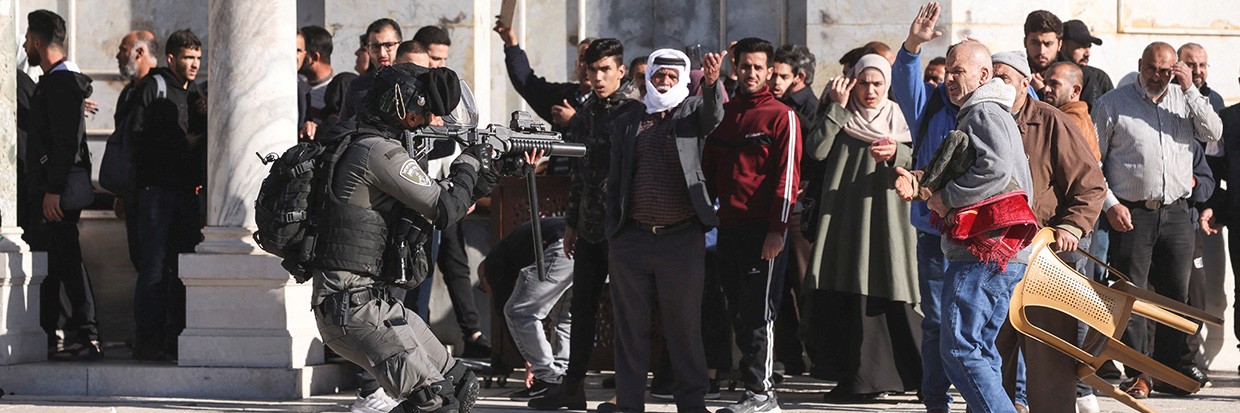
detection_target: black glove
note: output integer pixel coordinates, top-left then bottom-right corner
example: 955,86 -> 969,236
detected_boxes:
461,142 -> 494,175
474,165 -> 500,198
496,155 -> 536,177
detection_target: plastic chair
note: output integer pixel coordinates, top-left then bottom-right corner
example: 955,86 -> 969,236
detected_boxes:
1008,228 -> 1224,413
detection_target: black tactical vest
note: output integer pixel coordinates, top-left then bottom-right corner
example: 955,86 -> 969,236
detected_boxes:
309,130 -> 391,277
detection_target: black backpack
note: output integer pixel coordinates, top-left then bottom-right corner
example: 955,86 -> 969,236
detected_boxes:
253,130 -> 362,282
100,75 -> 166,197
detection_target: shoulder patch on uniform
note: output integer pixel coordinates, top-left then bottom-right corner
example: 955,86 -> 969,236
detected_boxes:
398,160 -> 432,186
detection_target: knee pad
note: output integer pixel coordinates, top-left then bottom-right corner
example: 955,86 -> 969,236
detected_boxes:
443,360 -> 469,386
442,360 -> 479,413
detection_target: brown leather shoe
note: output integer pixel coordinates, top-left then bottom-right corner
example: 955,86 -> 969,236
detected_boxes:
1123,374 -> 1152,399
1151,377 -> 1194,396
1014,403 -> 1028,413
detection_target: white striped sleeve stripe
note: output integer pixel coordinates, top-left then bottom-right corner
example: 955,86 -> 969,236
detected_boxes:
781,110 -> 796,223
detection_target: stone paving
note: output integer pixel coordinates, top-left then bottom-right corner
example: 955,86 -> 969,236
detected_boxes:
2,369 -> 1239,412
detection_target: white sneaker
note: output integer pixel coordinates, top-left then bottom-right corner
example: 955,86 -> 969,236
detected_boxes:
1075,394 -> 1100,413
352,387 -> 401,413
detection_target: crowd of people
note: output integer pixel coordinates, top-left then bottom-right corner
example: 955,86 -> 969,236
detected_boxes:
20,2 -> 1240,413
22,10 -> 208,363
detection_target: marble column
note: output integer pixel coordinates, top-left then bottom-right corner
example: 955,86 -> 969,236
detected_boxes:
0,0 -> 47,366
199,0 -> 300,254
178,0 -> 323,369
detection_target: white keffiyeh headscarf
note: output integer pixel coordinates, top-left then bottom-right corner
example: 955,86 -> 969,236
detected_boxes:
643,49 -> 691,114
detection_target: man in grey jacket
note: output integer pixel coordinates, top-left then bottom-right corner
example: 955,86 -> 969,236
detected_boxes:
603,48 -> 725,413
896,40 -> 1034,413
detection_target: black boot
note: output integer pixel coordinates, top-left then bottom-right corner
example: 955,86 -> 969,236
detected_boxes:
528,378 -> 586,410
461,334 -> 492,359
400,379 -> 462,413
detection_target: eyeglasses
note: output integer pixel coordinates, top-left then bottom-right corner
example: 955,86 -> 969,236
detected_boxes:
1142,65 -> 1172,76
1184,62 -> 1209,70
368,41 -> 399,51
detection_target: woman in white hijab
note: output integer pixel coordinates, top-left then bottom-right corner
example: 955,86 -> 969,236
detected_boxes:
799,53 -> 923,401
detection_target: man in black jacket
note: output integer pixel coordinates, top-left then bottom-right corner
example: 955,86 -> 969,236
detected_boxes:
1203,76 -> 1239,373
603,48 -> 725,413
493,17 -> 591,176
128,29 -> 206,361
1059,20 -> 1115,112
109,30 -> 159,274
529,38 -> 643,411
23,9 -> 102,361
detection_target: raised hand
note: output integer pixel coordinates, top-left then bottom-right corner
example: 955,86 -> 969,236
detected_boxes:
493,17 -> 518,47
905,2 -> 943,53
824,76 -> 857,106
702,50 -> 727,86
1172,61 -> 1192,91
1030,72 -> 1046,94
550,99 -> 576,127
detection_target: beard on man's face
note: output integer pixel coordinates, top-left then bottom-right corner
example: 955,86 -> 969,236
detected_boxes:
120,59 -> 137,78
26,47 -> 40,66
298,58 -> 312,76
1140,76 -> 1168,98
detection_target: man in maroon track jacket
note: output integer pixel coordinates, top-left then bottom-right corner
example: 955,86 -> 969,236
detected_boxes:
703,37 -> 802,413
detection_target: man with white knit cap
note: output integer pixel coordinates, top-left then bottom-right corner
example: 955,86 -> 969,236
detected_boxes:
603,47 -> 726,413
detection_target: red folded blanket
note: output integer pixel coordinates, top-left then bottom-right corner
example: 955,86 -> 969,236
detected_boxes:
931,191 -> 1039,270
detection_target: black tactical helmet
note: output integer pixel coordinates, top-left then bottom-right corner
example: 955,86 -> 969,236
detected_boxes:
363,63 -> 462,126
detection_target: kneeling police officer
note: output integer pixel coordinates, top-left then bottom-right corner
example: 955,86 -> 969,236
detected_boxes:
309,63 -> 496,413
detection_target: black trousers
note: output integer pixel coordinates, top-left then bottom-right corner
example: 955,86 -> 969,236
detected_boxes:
566,237 -> 609,382
122,193 -> 141,271
437,222 -> 482,337
702,248 -> 733,370
774,213 -> 811,373
1111,201 -> 1194,373
610,225 -> 709,411
1232,227 -> 1240,344
652,246 -> 733,382
133,186 -> 200,352
27,202 -> 99,344
717,221 -> 786,393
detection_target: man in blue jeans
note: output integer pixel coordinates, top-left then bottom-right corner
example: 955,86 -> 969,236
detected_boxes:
129,29 -> 207,361
891,4 -> 956,411
897,39 -> 1034,413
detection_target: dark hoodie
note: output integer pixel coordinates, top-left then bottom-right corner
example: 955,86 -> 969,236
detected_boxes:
130,67 -> 207,189
27,61 -> 93,195
564,79 -> 642,242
